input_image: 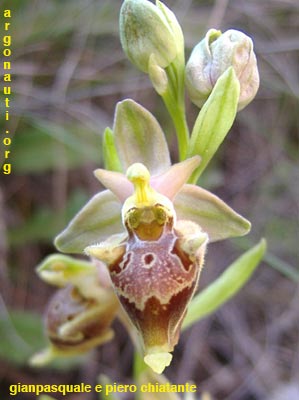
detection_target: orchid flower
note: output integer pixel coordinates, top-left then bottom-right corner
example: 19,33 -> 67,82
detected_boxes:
53,99 -> 251,374
55,100 -> 250,254
30,0 -> 266,384
31,255 -> 120,366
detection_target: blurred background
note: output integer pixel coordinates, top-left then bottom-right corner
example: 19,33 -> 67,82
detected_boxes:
0,0 -> 298,399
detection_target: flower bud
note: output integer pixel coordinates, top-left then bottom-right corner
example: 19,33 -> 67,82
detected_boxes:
186,28 -> 259,110
45,285 -> 118,354
120,0 -> 184,73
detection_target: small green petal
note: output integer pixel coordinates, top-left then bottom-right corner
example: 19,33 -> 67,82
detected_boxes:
183,238 -> 266,329
55,190 -> 123,254
174,184 -> 251,242
114,99 -> 171,174
102,127 -> 123,172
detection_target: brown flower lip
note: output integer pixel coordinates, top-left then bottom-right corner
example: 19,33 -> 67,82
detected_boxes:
109,218 -> 207,351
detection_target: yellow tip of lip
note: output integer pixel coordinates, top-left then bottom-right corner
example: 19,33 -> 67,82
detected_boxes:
144,352 -> 172,374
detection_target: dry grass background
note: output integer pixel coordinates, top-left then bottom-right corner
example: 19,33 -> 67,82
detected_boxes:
0,0 -> 298,399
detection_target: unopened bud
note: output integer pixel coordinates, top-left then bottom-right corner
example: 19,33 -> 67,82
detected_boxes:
120,0 -> 184,73
186,29 -> 259,110
45,285 -> 118,354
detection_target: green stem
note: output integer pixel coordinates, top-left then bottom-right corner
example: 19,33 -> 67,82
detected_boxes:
163,59 -> 189,161
133,351 -> 148,400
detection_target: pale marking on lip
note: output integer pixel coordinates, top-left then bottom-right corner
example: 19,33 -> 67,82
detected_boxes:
110,242 -> 198,311
141,253 -> 157,269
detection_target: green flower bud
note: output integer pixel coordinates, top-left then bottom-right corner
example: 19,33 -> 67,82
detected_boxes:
186,28 -> 260,110
120,0 -> 184,73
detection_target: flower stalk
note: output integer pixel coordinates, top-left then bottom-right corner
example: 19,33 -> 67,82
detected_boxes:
161,60 -> 190,160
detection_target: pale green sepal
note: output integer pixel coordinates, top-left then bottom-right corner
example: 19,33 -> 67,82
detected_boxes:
102,127 -> 123,172
54,190 -> 123,254
114,99 -> 171,174
155,0 -> 184,57
187,67 -> 240,182
174,184 -> 251,242
36,254 -> 96,287
182,238 -> 266,330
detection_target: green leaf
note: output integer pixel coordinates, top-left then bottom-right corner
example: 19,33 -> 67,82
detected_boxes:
234,238 -> 299,282
133,351 -> 148,381
188,67 -> 240,182
264,252 -> 299,282
102,127 -> 123,172
0,310 -> 86,369
174,184 -> 251,242
0,310 -> 46,365
55,190 -> 123,253
114,99 -> 171,174
182,238 -> 266,330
